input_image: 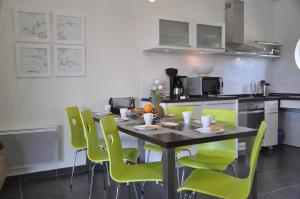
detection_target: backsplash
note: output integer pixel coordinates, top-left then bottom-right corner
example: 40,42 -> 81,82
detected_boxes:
141,53 -> 273,97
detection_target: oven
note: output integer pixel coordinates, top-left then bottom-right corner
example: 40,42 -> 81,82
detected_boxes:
238,101 -> 265,129
238,101 -> 265,154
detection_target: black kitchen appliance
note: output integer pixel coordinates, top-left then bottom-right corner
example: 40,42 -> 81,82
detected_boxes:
109,97 -> 135,114
186,76 -> 223,97
166,68 -> 187,98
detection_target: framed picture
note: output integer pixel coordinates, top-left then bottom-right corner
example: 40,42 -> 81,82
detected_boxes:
16,43 -> 51,77
54,45 -> 86,76
53,12 -> 85,44
14,8 -> 50,43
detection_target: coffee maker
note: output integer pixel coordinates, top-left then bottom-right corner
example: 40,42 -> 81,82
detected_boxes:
166,68 -> 187,99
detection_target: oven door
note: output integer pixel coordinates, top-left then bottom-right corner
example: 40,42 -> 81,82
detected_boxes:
239,109 -> 265,129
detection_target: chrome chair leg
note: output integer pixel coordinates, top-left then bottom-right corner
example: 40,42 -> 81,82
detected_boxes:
105,162 -> 111,186
193,192 -> 197,199
181,148 -> 192,156
128,183 -> 131,199
176,159 -> 180,188
88,164 -> 96,199
183,192 -> 188,199
230,162 -> 238,177
101,163 -> 107,190
116,183 -> 121,199
141,181 -> 146,198
147,151 -> 151,162
181,167 -> 186,185
133,183 -> 139,199
69,149 -> 82,189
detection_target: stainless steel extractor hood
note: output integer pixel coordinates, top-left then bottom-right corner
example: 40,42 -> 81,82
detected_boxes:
225,0 -> 267,56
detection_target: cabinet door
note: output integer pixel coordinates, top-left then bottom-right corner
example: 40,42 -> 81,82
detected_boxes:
263,111 -> 278,147
159,19 -> 192,47
195,23 -> 224,49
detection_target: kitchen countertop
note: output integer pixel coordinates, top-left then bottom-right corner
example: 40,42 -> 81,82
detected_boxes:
142,93 -> 300,104
270,93 -> 300,101
220,94 -> 281,102
141,96 -> 238,103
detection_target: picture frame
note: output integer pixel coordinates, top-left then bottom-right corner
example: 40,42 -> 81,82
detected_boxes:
14,8 -> 50,43
54,45 -> 86,76
53,12 -> 85,44
16,43 -> 52,77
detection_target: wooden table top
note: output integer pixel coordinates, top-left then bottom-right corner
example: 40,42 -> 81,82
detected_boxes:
93,113 -> 257,149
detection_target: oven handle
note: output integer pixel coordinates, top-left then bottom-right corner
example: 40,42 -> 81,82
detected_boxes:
239,110 -> 264,114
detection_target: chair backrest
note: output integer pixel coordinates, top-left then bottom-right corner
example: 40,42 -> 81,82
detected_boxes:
65,106 -> 85,148
100,115 -> 125,180
166,106 -> 194,120
80,109 -> 106,162
245,121 -> 267,194
197,109 -> 237,159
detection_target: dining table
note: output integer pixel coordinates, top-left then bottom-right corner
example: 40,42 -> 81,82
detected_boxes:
93,113 -> 258,199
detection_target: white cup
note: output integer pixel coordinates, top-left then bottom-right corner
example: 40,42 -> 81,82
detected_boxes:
120,108 -> 128,119
182,111 -> 192,124
104,105 -> 111,113
201,115 -> 212,129
144,113 -> 156,125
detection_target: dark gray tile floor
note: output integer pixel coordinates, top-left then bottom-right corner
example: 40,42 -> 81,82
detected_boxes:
1,145 -> 300,199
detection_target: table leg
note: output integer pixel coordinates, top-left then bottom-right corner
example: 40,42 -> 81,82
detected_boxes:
138,139 -> 145,163
162,148 -> 177,199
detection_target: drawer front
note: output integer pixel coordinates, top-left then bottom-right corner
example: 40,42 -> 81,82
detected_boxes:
265,100 -> 278,110
280,100 -> 300,109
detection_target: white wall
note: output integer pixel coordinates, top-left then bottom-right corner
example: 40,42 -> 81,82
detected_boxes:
271,0 -> 300,93
0,0 -> 274,174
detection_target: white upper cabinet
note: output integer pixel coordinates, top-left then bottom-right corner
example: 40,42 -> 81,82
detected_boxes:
143,16 -> 224,53
194,22 -> 225,51
159,19 -> 193,48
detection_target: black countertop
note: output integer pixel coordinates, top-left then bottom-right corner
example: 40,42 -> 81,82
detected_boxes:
142,96 -> 238,103
270,93 -> 300,101
142,93 -> 300,104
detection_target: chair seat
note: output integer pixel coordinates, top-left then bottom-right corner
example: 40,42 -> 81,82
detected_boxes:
111,162 -> 163,183
178,169 -> 248,199
89,147 -> 139,164
178,154 -> 234,171
123,148 -> 139,163
73,139 -> 106,150
144,144 -> 187,154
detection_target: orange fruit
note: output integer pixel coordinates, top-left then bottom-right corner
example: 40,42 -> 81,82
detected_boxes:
144,104 -> 154,113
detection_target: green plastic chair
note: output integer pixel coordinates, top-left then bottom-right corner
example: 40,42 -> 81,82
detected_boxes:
65,106 -> 106,189
80,109 -> 109,199
178,121 -> 267,199
178,109 -> 238,184
100,115 -> 163,199
80,110 -> 140,199
144,106 -> 194,187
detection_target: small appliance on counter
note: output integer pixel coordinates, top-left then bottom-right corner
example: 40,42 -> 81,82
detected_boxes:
166,68 -> 187,99
109,97 -> 135,114
186,76 -> 223,97
260,80 -> 271,97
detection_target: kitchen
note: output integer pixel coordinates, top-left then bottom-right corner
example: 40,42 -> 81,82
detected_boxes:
1,0 -> 300,199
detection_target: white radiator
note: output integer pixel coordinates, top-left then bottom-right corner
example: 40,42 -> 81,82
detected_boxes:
0,127 -> 58,170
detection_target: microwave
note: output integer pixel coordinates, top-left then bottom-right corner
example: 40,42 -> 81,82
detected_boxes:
187,77 -> 223,96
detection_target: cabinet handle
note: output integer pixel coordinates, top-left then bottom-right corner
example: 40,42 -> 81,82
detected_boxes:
266,111 -> 278,114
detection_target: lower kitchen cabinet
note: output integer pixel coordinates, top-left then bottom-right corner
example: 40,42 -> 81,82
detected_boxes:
263,101 -> 279,147
280,100 -> 300,147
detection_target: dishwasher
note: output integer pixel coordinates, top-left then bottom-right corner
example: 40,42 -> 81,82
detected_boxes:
238,101 -> 265,154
